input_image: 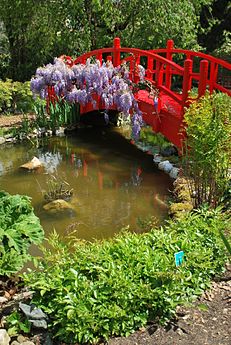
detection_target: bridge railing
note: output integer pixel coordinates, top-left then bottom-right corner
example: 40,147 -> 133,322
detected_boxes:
73,38 -> 195,115
150,42 -> 231,97
72,38 -> 231,116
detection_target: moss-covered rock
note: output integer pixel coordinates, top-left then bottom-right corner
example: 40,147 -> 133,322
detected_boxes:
173,177 -> 192,202
169,202 -> 193,219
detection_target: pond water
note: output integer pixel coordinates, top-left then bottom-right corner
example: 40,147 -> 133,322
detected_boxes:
0,127 -> 172,240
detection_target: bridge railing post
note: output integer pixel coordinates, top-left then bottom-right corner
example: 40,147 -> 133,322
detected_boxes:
209,62 -> 218,94
166,39 -> 174,89
113,37 -> 121,67
146,57 -> 153,80
134,55 -> 141,83
155,61 -> 164,87
198,60 -> 209,98
181,59 -> 193,115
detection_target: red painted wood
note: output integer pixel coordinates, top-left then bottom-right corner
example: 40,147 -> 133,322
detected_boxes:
182,59 -> 193,113
166,39 -> 174,89
198,60 -> 209,98
113,37 -> 121,67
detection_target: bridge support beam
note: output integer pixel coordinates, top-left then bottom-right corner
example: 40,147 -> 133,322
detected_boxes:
198,60 -> 209,98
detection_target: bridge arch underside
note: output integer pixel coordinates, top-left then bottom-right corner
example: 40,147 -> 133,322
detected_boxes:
80,90 -> 184,149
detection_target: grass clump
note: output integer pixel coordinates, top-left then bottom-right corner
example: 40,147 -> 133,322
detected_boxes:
23,207 -> 230,344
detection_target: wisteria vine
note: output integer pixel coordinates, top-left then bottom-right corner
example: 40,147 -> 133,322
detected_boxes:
30,58 -> 146,139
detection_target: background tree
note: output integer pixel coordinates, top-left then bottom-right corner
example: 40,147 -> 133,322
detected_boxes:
1,0 -> 228,82
198,0 -> 231,53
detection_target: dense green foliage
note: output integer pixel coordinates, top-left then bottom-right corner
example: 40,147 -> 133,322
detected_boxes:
0,79 -> 34,113
198,0 -> 231,53
0,191 -> 44,276
0,0 -> 217,81
183,92 -> 231,208
23,208 -> 229,344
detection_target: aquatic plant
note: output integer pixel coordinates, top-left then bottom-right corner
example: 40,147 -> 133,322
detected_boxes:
43,175 -> 73,202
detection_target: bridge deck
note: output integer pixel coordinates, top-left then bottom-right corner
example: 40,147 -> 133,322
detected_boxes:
136,90 -> 183,147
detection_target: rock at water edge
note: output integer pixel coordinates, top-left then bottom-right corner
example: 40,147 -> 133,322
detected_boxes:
43,199 -> 75,213
158,160 -> 173,173
20,157 -> 42,170
0,329 -> 10,345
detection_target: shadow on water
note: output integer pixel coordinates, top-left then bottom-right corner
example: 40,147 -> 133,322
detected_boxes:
0,126 -> 173,241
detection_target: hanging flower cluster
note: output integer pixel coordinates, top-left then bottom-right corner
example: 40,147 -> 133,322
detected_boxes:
31,58 -> 145,139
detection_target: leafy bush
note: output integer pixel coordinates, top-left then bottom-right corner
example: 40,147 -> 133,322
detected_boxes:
0,191 -> 44,276
0,79 -> 12,112
23,208 -> 229,344
5,310 -> 31,336
0,52 -> 10,80
183,92 -> 231,208
0,79 -> 35,113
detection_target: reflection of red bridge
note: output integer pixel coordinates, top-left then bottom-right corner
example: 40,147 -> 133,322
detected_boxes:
55,38 -> 231,148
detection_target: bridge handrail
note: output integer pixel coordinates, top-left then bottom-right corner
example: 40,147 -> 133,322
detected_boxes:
150,48 -> 231,71
73,47 -> 184,75
65,38 -> 231,121
151,45 -> 231,97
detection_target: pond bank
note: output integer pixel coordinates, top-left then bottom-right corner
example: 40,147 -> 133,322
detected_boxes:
0,115 -> 230,345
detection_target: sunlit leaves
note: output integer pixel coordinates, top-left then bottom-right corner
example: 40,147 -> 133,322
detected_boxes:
183,92 -> 231,208
0,191 -> 44,276
23,208 -> 229,343
0,0 -> 213,80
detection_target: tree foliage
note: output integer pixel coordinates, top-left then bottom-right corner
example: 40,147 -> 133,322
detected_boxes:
0,0 -> 217,81
198,0 -> 231,53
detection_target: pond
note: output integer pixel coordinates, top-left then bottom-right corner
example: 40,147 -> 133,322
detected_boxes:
0,127 -> 172,240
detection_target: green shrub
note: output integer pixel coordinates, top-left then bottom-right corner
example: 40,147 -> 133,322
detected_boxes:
0,79 -> 35,113
23,207 -> 229,344
0,53 -> 10,80
183,92 -> 231,208
11,81 -> 34,113
0,78 -> 12,112
0,191 -> 44,276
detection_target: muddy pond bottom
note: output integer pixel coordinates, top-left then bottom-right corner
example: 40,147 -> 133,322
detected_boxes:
0,127 -> 172,240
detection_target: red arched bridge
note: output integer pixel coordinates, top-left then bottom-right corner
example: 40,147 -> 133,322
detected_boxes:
49,38 -> 231,148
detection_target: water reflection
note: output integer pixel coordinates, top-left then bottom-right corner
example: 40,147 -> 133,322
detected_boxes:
0,128 -> 172,240
38,152 -> 63,174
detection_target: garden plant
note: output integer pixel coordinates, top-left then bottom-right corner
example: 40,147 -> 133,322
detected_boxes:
0,191 -> 44,276
23,207 -> 230,344
182,92 -> 231,208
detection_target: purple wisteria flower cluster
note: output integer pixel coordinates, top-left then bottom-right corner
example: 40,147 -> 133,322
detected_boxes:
31,58 -> 144,139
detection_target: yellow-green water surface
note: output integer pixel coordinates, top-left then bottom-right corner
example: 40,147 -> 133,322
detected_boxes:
0,127 -> 172,240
